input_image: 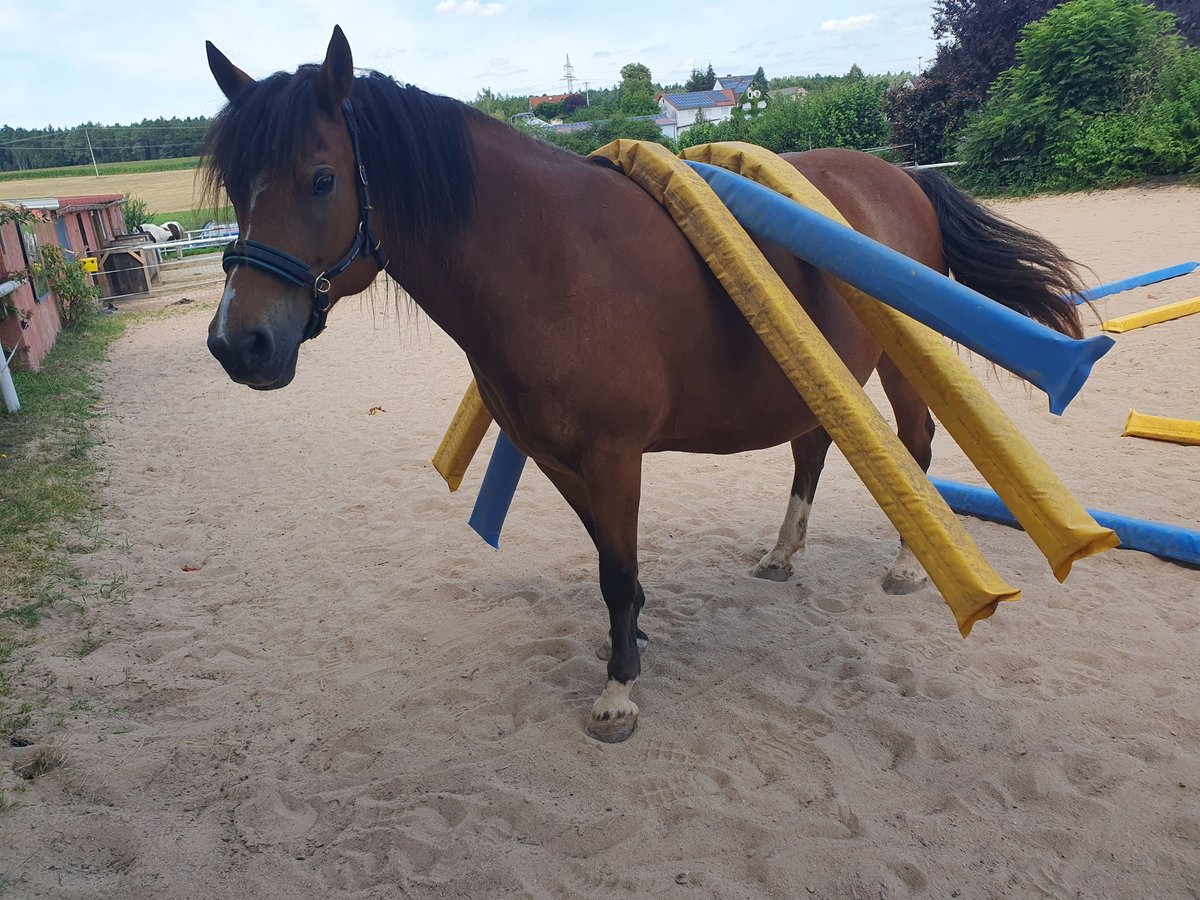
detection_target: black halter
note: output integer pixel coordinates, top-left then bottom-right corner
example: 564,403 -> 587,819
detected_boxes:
221,98 -> 390,342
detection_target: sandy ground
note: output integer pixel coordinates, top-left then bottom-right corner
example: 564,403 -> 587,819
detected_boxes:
1,183 -> 1198,898
0,169 -> 204,214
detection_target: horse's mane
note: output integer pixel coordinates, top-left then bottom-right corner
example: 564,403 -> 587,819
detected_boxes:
201,66 -> 478,253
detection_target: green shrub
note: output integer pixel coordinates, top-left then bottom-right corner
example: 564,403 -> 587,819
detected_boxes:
39,245 -> 101,329
123,194 -> 153,231
961,0 -> 1200,192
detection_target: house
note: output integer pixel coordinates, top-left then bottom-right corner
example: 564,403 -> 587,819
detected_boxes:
0,193 -> 125,371
773,86 -> 808,103
528,93 -> 571,112
655,89 -> 738,141
714,74 -> 754,97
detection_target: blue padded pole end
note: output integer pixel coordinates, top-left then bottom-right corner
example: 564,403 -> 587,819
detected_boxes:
1045,333 -> 1115,416
468,431 -> 529,549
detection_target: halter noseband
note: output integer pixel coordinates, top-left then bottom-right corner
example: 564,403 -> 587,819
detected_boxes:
221,98 -> 390,342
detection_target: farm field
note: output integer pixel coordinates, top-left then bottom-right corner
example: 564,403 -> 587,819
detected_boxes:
0,167 -> 206,213
0,157 -> 201,182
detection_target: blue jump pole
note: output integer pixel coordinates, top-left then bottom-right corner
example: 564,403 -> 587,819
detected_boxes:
1069,262 -> 1198,305
930,477 -> 1200,567
467,431 -> 528,549
685,161 -> 1114,416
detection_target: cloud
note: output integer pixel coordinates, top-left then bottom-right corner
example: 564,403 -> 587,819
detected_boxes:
475,57 -> 529,78
436,0 -> 506,16
818,14 -> 881,33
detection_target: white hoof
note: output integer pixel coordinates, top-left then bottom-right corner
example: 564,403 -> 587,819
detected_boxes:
751,555 -> 794,582
587,679 -> 639,743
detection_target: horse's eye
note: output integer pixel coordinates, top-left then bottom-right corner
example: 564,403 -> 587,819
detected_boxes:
312,173 -> 336,196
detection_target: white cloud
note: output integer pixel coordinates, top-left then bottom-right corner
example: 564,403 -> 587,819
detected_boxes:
818,14 -> 880,33
436,0 -> 506,15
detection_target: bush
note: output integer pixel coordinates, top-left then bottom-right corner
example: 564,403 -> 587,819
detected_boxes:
123,194 -> 153,232
960,0 -> 1200,192
39,245 -> 100,329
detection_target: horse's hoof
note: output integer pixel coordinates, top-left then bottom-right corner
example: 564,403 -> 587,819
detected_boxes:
751,559 -> 793,582
586,711 -> 638,743
596,635 -> 648,661
882,571 -> 927,595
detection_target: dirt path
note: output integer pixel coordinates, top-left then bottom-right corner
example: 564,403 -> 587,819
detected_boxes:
1,184 -> 1198,898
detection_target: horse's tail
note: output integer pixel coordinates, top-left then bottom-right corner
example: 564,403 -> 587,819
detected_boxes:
906,167 -> 1085,338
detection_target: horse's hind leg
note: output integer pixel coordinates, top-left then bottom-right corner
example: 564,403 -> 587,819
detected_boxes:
752,428 -> 834,582
578,450 -> 645,743
878,356 -> 935,595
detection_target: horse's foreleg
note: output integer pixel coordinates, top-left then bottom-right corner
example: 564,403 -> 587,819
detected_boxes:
878,356 -> 935,594
538,461 -> 648,662
752,428 -> 834,582
580,451 -> 644,743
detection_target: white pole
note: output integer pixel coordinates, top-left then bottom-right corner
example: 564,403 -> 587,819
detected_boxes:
1,279 -> 23,412
0,350 -> 19,413
85,129 -> 100,177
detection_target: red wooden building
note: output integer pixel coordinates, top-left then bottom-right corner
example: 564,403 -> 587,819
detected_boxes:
0,194 -> 125,371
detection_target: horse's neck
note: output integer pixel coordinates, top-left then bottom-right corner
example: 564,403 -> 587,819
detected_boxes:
389,118 -> 581,360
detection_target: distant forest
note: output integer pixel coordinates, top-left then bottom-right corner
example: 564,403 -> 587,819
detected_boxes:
0,118 -> 209,172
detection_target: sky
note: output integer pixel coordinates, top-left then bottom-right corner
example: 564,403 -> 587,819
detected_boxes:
1,1 -> 941,129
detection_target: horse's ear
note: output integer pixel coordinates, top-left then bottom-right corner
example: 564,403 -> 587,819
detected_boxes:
317,25 -> 354,115
206,41 -> 254,102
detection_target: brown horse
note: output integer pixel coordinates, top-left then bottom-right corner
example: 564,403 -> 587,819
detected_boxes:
203,27 -> 1084,742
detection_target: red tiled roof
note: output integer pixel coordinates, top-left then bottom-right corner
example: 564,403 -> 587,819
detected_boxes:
529,93 -> 571,109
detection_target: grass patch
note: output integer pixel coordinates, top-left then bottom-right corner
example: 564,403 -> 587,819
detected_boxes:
0,312 -> 126,740
0,157 -> 200,182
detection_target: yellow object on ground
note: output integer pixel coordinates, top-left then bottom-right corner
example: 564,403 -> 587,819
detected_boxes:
431,380 -> 492,492
680,142 -> 1118,581
1123,409 -> 1200,446
590,139 -> 1016,636
1102,297 -> 1200,333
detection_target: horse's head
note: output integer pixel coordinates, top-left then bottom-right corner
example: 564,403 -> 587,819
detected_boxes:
204,27 -> 386,389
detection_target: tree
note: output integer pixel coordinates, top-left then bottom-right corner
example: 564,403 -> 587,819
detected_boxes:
960,0 -> 1200,191
619,63 -> 652,85
684,67 -> 710,93
886,0 -> 1197,165
472,88 -> 530,121
751,66 -> 769,95
619,62 -> 658,115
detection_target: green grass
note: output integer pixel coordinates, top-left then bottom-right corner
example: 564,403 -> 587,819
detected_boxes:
0,157 -> 200,182
0,312 -> 127,740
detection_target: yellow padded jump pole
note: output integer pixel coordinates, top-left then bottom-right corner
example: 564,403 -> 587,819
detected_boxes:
591,139 -> 1017,636
680,142 -> 1117,581
1123,410 -> 1200,446
1102,296 -> 1200,333
431,379 -> 492,492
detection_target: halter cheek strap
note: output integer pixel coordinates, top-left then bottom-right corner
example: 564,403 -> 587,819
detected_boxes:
221,98 -> 390,342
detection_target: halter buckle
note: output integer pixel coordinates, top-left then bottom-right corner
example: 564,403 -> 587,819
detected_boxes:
314,274 -> 333,305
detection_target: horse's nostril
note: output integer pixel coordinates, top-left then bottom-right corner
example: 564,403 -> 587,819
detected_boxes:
240,328 -> 275,369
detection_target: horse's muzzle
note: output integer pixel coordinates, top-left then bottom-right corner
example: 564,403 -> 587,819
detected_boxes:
207,326 -> 297,390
